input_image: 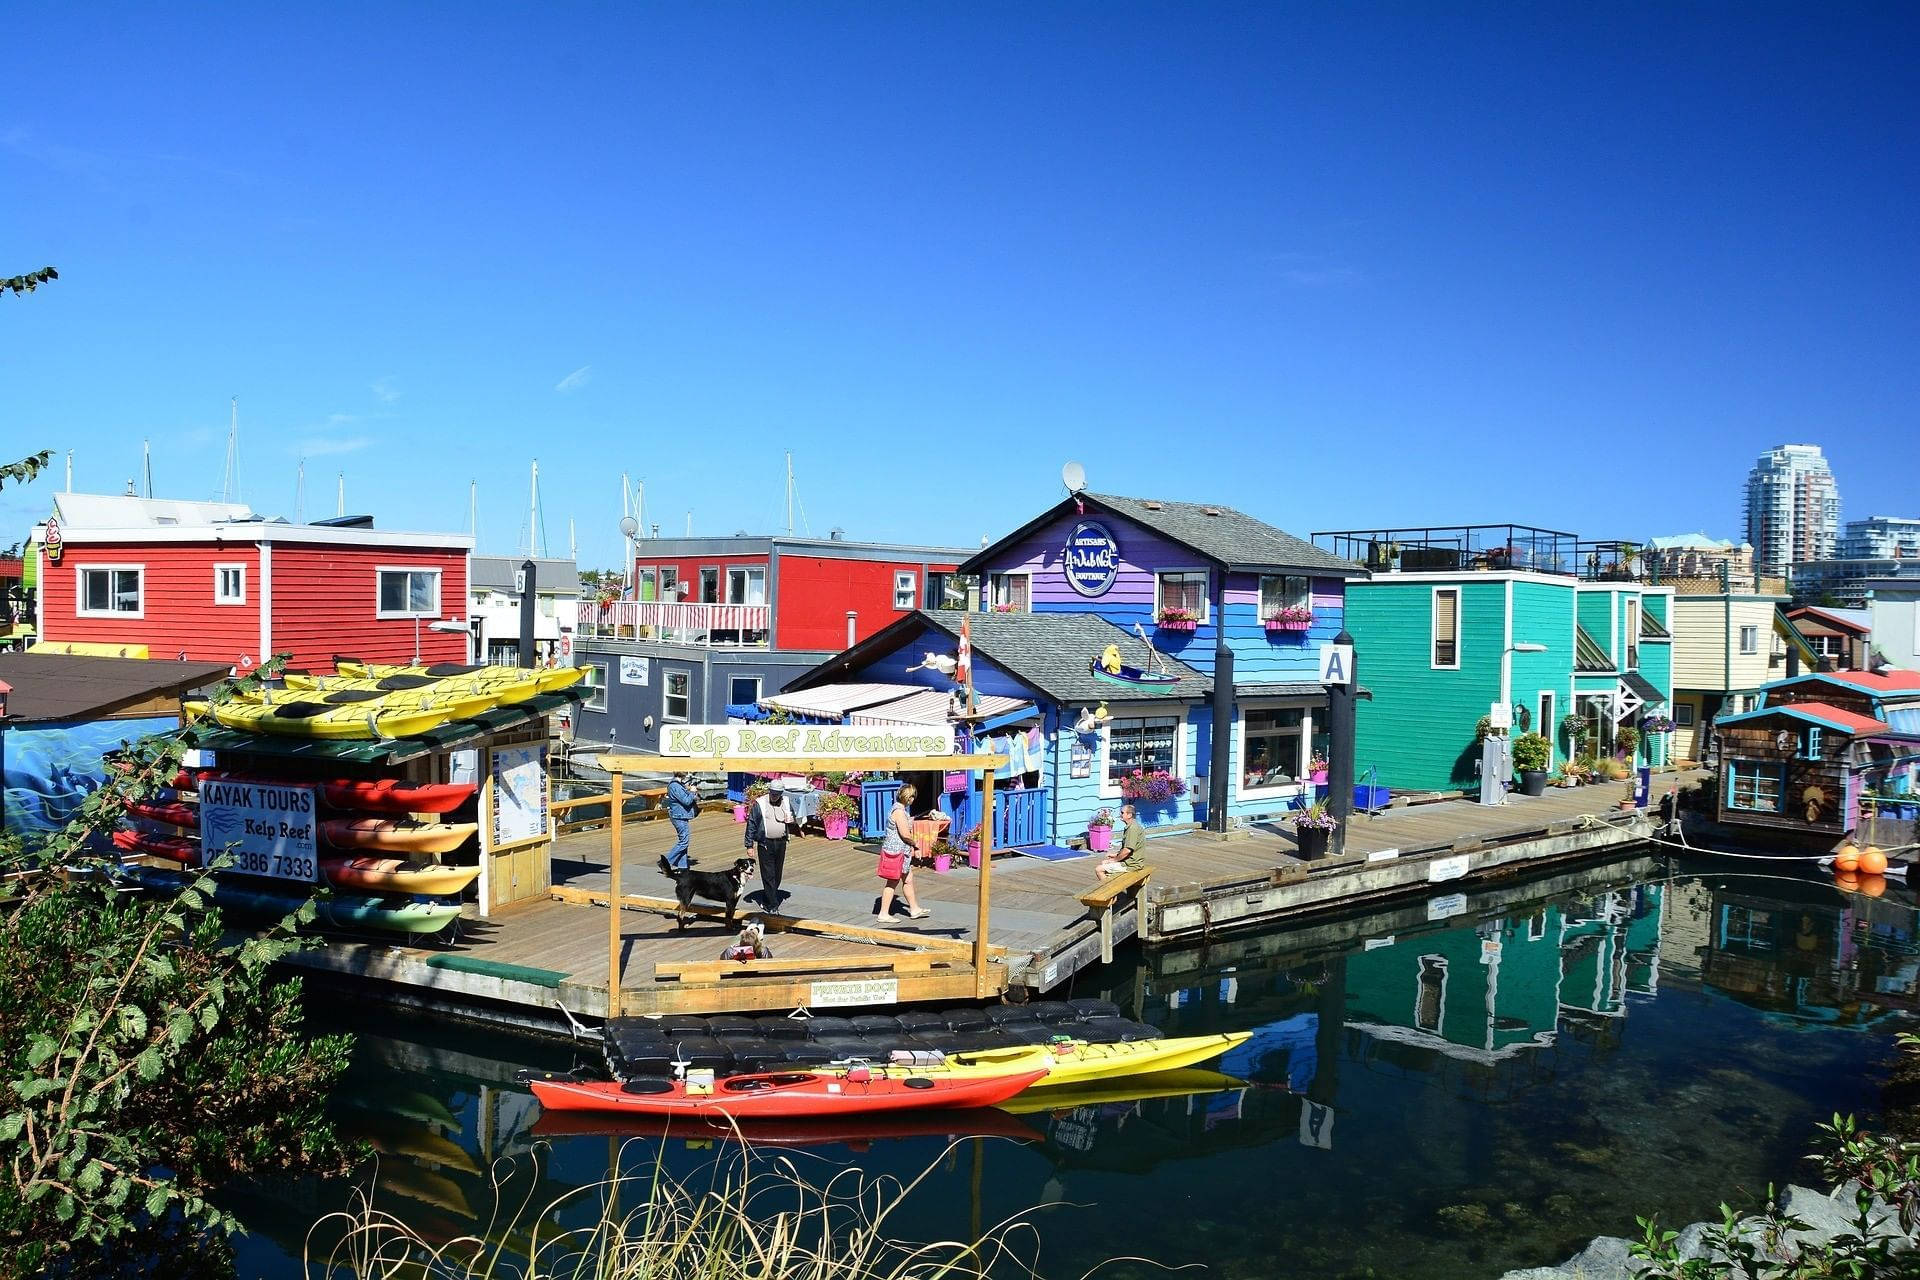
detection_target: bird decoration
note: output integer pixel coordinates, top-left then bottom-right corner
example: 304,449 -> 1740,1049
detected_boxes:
905,652 -> 959,677
1074,703 -> 1113,734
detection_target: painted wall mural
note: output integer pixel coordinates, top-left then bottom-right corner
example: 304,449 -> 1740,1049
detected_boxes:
2,716 -> 180,834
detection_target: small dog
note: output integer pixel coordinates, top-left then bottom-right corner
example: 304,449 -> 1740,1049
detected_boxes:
667,857 -> 756,930
719,918 -> 773,962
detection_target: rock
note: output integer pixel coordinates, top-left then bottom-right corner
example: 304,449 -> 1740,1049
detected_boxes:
1779,1183 -> 1856,1245
1673,1221 -> 1713,1260
1561,1233 -> 1638,1279
1436,1202 -> 1498,1236
1496,1269 -> 1568,1280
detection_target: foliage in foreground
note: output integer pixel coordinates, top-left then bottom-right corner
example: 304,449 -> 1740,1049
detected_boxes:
0,662 -> 356,1277
310,1137 -> 1127,1280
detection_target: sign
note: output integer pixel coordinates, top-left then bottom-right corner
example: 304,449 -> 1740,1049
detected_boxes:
1488,701 -> 1512,730
660,723 -> 957,759
619,655 -> 650,685
1318,643 -> 1353,685
558,630 -> 573,660
514,567 -> 527,594
1062,520 -> 1121,597
1299,1102 -> 1335,1150
1363,935 -> 1397,950
489,744 -> 550,849
42,515 -> 62,565
199,779 -> 318,882
1480,938 -> 1503,965
1634,766 -> 1652,809
809,977 -> 899,1008
1429,853 -> 1470,883
1366,847 -> 1400,863
1427,892 -> 1468,921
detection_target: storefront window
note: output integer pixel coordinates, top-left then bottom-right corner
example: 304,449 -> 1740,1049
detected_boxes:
1243,707 -> 1304,790
1107,715 -> 1177,785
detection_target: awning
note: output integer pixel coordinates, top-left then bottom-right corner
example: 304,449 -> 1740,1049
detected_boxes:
848,689 -> 1035,726
1574,625 -> 1613,673
1621,672 -> 1664,704
759,682 -> 924,719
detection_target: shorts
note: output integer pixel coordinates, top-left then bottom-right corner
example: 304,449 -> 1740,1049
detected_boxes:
1096,858 -> 1129,876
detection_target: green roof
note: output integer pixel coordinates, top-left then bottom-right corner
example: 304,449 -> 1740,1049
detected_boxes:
187,691 -> 581,764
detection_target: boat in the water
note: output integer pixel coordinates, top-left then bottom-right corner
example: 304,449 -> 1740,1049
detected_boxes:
958,1031 -> 1250,1087
530,1106 -> 1040,1147
322,818 -> 478,855
322,855 -> 480,896
999,1068 -> 1249,1114
320,778 -> 477,814
524,1067 -> 1047,1118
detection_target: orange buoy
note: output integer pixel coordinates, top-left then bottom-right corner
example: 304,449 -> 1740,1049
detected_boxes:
1860,874 -> 1889,898
1835,845 -> 1861,873
1835,870 -> 1863,893
1861,848 -> 1889,876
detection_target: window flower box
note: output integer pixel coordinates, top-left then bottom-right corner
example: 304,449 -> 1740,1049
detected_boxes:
1156,608 -> 1201,632
1263,613 -> 1313,633
1119,770 -> 1189,804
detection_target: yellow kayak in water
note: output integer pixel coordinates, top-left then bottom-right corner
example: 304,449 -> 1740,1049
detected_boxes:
950,1031 -> 1252,1088
336,660 -> 584,699
998,1068 -> 1249,1114
186,695 -> 457,740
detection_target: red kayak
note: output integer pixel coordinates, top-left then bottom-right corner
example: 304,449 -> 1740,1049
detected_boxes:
321,779 -> 477,814
113,828 -> 199,864
530,1107 -> 1040,1148
127,800 -> 197,828
527,1068 -> 1047,1118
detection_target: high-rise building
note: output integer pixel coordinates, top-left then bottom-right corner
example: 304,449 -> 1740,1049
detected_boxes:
1836,516 -> 1920,561
1744,444 -> 1840,578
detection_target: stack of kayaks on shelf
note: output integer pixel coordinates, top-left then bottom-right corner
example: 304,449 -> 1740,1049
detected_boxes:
520,999 -> 1252,1118
182,661 -> 585,741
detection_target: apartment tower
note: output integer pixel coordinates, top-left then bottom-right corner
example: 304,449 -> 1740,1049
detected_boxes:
1744,444 -> 1840,579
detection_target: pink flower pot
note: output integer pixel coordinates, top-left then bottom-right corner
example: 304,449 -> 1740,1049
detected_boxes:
1311,770 -> 1328,786
934,853 -> 953,873
967,844 -> 983,869
1157,618 -> 1199,632
1087,824 -> 1113,853
823,812 -> 849,841
1265,618 -> 1312,632
732,803 -> 747,823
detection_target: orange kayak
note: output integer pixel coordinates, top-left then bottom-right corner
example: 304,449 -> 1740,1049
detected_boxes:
320,779 -> 477,815
113,828 -> 198,864
322,856 -> 479,896
321,819 -> 477,855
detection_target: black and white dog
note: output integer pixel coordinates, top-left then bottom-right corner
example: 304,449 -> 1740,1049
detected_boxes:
666,857 -> 756,930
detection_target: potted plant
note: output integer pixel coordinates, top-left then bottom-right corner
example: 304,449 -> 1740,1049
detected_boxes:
1309,751 -> 1329,786
1156,605 -> 1201,632
1086,807 -> 1115,853
960,824 -> 982,869
1293,802 -> 1338,860
1615,725 -> 1640,762
1512,731 -> 1552,797
818,791 -> 858,840
1263,603 -> 1314,633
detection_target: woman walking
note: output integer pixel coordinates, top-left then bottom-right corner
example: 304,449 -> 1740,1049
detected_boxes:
875,783 -> 932,922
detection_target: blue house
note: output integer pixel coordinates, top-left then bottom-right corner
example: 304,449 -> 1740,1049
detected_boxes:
780,492 -> 1364,845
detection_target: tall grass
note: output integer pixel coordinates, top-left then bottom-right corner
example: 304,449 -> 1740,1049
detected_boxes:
306,1136 -> 1146,1280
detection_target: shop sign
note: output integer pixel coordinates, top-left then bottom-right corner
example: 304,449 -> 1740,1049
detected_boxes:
810,977 -> 898,1007
42,515 -> 62,564
1063,520 -> 1120,597
199,779 -> 318,882
619,655 -> 649,685
660,722 -> 956,758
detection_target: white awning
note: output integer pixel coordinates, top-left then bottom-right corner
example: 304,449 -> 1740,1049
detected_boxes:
850,689 -> 1036,726
759,682 -> 925,718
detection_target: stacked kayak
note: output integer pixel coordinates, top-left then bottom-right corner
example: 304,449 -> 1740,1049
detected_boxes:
186,660 -> 583,741
118,864 -> 463,935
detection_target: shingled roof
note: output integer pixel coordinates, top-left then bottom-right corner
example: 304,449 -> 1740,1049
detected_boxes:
790,610 -> 1211,705
961,493 -> 1365,578
0,653 -> 231,723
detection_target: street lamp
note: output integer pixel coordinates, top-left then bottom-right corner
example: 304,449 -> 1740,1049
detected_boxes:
415,616 -> 471,663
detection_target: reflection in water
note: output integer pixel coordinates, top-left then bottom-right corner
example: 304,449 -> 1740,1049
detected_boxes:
232,854 -> 1918,1280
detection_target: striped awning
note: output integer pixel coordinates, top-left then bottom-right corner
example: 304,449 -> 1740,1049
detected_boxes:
848,689 -> 1035,726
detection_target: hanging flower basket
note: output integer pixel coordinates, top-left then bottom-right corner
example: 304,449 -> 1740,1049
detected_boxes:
1119,770 -> 1188,804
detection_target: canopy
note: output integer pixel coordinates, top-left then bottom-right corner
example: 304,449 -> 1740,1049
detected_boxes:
849,689 -> 1034,726
759,682 -> 925,718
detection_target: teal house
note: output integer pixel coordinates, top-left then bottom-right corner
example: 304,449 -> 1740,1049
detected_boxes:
1311,526 -> 1674,794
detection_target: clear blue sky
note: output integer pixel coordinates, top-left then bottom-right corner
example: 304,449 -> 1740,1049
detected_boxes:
5,3 -> 1915,569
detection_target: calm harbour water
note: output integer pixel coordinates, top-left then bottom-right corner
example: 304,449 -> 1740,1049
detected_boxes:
231,850 -> 1915,1279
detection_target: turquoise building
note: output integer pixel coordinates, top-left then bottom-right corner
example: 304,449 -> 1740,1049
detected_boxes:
1312,526 -> 1674,794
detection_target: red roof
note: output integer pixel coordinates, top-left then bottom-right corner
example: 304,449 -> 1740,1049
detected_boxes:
1784,701 -> 1891,735
1830,669 -> 1920,693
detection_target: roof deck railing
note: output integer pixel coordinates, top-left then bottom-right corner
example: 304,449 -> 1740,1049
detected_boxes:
1312,525 -> 1580,576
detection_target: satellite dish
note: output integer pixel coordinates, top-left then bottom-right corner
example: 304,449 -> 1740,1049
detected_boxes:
618,516 -> 639,538
1062,461 -> 1087,494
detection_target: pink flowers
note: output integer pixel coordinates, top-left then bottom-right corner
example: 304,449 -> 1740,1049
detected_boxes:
1119,770 -> 1188,803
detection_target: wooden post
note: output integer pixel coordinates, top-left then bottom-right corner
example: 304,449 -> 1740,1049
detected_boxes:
975,767 -> 994,997
608,769 -> 624,1019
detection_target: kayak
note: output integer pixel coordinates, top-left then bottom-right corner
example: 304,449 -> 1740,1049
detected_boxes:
322,855 -> 479,896
126,799 -> 197,829
240,683 -> 500,723
332,661 -> 556,704
322,819 -> 478,855
187,697 -> 456,741
530,1107 -> 1041,1147
118,864 -> 464,935
112,828 -> 198,864
955,1032 -> 1252,1088
320,778 -> 477,815
526,1067 -> 1048,1118
999,1068 -> 1249,1115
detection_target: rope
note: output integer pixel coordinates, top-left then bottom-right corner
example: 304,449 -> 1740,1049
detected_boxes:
1570,809 -> 1845,862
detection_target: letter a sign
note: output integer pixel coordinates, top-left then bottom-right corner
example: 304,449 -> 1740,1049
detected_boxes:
1318,642 -> 1353,685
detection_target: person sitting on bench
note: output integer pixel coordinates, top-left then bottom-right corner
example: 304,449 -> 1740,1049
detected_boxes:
1095,803 -> 1148,881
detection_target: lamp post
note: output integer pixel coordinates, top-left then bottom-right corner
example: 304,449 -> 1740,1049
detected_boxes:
418,617 -> 471,664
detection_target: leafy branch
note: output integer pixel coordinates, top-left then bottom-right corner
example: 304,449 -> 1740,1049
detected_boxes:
1,267 -> 57,298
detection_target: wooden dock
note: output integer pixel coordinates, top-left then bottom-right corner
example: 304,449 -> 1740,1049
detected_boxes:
278,774 -> 1685,1034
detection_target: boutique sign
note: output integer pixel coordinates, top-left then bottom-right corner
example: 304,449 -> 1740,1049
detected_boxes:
1063,520 -> 1120,597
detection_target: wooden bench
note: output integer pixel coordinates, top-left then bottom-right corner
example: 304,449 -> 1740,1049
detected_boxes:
1078,867 -> 1153,964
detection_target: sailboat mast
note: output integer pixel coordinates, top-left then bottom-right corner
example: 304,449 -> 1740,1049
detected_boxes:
295,459 -> 305,523
143,439 -> 153,499
222,397 -> 240,503
336,472 -> 344,517
469,479 -> 478,545
786,451 -> 793,535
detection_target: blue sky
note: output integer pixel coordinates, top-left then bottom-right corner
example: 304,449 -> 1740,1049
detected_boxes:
4,4 -> 1915,569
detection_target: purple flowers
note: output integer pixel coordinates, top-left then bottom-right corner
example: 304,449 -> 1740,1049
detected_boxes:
1119,770 -> 1188,803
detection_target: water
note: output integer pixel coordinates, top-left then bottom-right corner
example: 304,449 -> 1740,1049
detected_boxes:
231,851 -> 1916,1279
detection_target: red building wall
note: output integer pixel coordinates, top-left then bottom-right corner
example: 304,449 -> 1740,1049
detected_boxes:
774,555 -> 956,651
629,553 -> 770,602
270,545 -> 469,671
40,541 -> 263,664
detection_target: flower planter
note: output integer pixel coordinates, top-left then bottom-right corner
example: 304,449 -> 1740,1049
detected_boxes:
1156,618 -> 1199,632
968,844 -> 984,869
1264,618 -> 1312,633
732,803 -> 747,823
1087,824 -> 1114,853
1519,769 -> 1548,798
822,812 -> 850,841
1310,770 -> 1329,786
1295,826 -> 1331,860
933,853 -> 954,873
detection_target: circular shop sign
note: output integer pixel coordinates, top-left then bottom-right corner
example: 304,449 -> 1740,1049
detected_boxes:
1063,520 -> 1120,597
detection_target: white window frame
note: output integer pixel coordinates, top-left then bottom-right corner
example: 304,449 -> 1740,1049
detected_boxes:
728,674 -> 762,707
658,566 -> 680,598
663,667 -> 692,722
698,566 -> 721,603
1537,691 -> 1557,764
1154,568 -> 1211,624
635,565 -> 658,600
1414,955 -> 1449,1035
1096,704 -> 1187,801
892,570 -> 918,611
213,562 -> 247,606
987,571 -> 1032,613
376,566 -> 442,619
75,564 -> 145,618
582,661 -> 609,711
1237,701 -> 1314,799
725,566 -> 767,606
1625,599 -> 1640,670
1738,624 -> 1759,655
1431,587 -> 1461,670
1258,574 -> 1311,619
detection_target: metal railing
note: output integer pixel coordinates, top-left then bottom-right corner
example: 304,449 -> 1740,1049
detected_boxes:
1313,524 -> 1579,575
575,600 -> 770,647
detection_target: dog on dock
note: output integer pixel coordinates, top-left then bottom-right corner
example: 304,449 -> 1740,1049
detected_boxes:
719,917 -> 773,962
667,858 -> 756,930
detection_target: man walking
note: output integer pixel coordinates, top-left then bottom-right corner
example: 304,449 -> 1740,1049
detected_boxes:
744,787 -> 793,909
659,771 -> 699,875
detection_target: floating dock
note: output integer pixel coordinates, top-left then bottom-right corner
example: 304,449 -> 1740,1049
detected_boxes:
280,775 -> 1683,1035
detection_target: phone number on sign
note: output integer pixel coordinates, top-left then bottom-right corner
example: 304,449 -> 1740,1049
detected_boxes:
222,848 -> 318,882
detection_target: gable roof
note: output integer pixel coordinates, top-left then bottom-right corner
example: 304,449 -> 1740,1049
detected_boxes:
788,609 -> 1211,704
961,493 -> 1364,578
1640,609 -> 1670,639
1720,700 -> 1890,736
0,653 -> 231,723
1788,604 -> 1872,636
1764,670 -> 1920,705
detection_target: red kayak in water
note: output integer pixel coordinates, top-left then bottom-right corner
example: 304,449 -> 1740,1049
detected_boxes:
529,1106 -> 1041,1148
320,779 -> 477,814
526,1068 -> 1046,1118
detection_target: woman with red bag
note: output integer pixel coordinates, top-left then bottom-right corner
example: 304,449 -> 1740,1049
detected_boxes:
876,783 -> 932,923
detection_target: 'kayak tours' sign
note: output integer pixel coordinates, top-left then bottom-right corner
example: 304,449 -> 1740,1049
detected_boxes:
660,723 -> 956,758
199,779 -> 319,882
1063,519 -> 1120,597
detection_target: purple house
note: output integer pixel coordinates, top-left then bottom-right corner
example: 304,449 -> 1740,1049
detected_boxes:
783,492 -> 1363,845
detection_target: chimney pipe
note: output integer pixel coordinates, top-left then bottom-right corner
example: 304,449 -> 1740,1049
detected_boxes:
846,611 -> 857,648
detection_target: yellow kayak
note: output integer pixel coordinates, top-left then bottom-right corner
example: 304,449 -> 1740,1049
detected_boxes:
999,1068 -> 1248,1115
186,696 -> 456,741
951,1031 -> 1252,1088
335,660 -> 581,702
241,682 -> 500,722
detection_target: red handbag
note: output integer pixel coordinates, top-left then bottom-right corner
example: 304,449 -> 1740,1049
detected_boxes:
876,849 -> 908,879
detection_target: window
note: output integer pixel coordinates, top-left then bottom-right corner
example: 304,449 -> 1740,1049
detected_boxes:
728,675 -> 762,708
1674,702 -> 1696,727
659,567 -> 679,599
1432,588 -> 1460,668
699,567 -> 720,603
77,566 -> 143,616
1241,707 -> 1306,792
582,661 -> 608,711
1106,714 -> 1178,787
1801,727 -> 1823,761
1528,912 -> 1548,941
1259,574 -> 1310,620
636,567 -> 658,601
1538,692 -> 1556,760
725,566 -> 766,605
1156,571 -> 1209,623
664,669 -> 692,721
1415,956 -> 1448,1034
1726,760 -> 1784,813
1738,625 -> 1759,655
1625,600 -> 1640,670
377,568 -> 441,618
926,572 -> 978,610
893,571 -> 918,610
987,572 -> 1030,613
213,563 -> 246,605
